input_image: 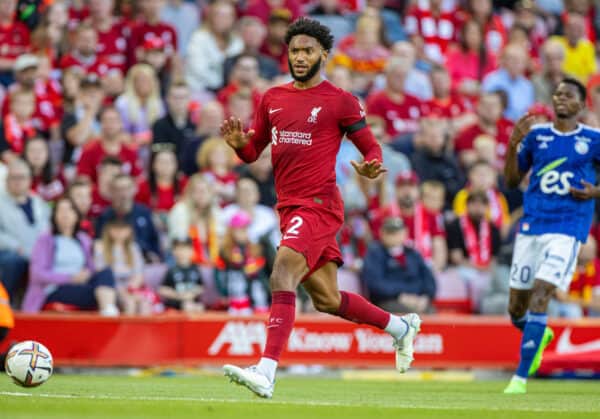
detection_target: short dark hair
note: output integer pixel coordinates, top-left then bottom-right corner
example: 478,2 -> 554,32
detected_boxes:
100,156 -> 123,168
467,190 -> 489,205
285,17 -> 334,52
560,77 -> 587,102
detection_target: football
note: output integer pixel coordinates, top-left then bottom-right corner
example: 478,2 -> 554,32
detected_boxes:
5,340 -> 53,387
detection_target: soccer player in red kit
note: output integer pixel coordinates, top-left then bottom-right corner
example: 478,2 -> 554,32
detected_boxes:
221,18 -> 422,398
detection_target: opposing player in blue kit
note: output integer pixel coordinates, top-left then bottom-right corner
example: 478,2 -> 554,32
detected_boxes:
504,78 -> 600,394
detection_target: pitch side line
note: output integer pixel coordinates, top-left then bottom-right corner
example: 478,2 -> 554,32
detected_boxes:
0,391 -> 597,412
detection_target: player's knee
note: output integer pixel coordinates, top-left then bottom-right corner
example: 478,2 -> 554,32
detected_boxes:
508,300 -> 527,318
528,286 -> 554,312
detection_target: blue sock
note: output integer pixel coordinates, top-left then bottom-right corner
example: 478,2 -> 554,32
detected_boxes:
515,312 -> 547,379
511,313 -> 528,331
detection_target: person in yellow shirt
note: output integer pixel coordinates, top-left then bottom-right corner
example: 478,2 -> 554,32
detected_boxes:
0,282 -> 14,372
453,160 -> 510,238
550,12 -> 597,83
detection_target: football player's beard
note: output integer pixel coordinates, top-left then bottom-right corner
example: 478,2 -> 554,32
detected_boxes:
289,56 -> 322,83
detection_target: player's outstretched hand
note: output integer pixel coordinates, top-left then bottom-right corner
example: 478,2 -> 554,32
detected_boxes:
569,180 -> 600,200
510,114 -> 542,147
351,159 -> 387,179
220,117 -> 255,150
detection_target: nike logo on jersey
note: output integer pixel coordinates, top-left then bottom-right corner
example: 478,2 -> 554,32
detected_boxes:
555,328 -> 600,354
269,108 -> 282,114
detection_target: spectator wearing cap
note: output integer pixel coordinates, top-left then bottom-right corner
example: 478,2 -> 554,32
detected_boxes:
411,115 -> 465,204
160,0 -> 199,57
0,158 -> 50,301
59,24 -> 112,77
481,43 -> 535,121
129,0 -> 178,66
223,17 -> 281,82
366,57 -> 422,138
369,170 -> 447,272
454,90 -> 514,170
550,12 -> 596,84
532,39 -> 566,105
216,210 -> 269,315
152,81 -> 197,165
0,0 -> 31,86
3,55 -> 60,138
140,37 -> 170,96
446,190 -> 501,311
76,106 -> 142,184
361,215 -> 436,314
259,8 -> 294,73
60,74 -> 104,168
186,0 -> 243,96
158,237 -> 204,312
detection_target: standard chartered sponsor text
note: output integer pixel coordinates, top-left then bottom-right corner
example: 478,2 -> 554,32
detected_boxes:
278,130 -> 313,146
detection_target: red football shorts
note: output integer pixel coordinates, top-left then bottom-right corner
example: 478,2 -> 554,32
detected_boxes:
278,204 -> 344,279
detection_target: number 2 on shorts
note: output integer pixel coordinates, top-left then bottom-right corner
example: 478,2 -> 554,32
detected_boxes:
285,216 -> 303,238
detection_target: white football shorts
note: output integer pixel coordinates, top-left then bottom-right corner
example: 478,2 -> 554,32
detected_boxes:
509,233 -> 581,291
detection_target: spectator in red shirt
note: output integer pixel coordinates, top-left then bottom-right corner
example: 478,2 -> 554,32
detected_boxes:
136,144 -> 186,214
77,106 -> 141,184
0,88 -> 39,161
366,56 -> 422,138
244,0 -> 301,25
464,0 -> 507,56
60,24 -> 112,77
445,19 -> 497,98
218,54 -> 263,118
0,0 -> 31,86
139,37 -> 169,96
421,64 -> 475,137
370,171 -> 447,272
454,90 -> 513,170
23,136 -> 65,202
130,0 -> 178,66
404,0 -> 459,63
67,177 -> 95,237
87,0 -> 130,74
89,156 -> 122,218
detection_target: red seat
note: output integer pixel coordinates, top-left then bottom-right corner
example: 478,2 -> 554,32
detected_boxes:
433,298 -> 473,314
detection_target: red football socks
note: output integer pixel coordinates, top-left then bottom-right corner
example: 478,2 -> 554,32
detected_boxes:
336,291 -> 390,329
262,291 -> 296,361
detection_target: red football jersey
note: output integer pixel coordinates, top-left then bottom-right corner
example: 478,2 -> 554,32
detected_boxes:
59,53 -> 112,77
405,6 -> 459,62
421,94 -> 471,119
236,80 -> 381,209
129,21 -> 177,64
454,118 -> 514,163
0,21 -> 30,60
77,139 -> 142,184
93,17 -> 131,73
366,91 -> 422,138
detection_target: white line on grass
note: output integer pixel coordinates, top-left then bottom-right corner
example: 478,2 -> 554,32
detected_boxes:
0,391 -> 596,413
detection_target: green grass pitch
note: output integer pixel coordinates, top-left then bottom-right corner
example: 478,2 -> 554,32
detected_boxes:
1,373 -> 599,418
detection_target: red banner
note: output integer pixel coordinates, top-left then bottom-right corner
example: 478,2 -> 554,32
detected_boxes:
2,313 -> 600,371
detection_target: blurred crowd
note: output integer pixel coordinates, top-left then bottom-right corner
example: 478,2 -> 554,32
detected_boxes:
0,0 -> 599,318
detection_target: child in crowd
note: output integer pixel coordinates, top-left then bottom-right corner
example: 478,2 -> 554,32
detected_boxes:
159,238 -> 204,313
217,211 -> 269,315
196,137 -> 238,207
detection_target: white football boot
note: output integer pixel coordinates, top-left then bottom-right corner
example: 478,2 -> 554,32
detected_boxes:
393,313 -> 422,373
223,364 -> 274,398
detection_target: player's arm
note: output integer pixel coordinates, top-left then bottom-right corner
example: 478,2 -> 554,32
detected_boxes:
569,179 -> 600,200
341,94 -> 386,179
504,114 -> 540,188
